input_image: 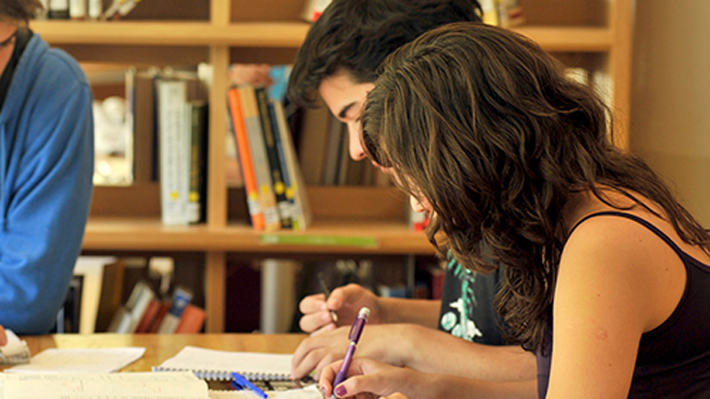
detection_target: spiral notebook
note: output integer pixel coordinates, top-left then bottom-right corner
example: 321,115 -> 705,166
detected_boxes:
153,346 -> 292,381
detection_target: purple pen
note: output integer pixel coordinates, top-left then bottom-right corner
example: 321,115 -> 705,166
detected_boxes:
331,307 -> 370,393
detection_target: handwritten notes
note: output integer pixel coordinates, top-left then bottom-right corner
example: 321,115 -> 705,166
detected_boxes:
6,347 -> 145,373
0,372 -> 208,399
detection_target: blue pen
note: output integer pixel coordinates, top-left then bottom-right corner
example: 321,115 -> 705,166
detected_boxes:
331,307 -> 370,395
231,372 -> 267,399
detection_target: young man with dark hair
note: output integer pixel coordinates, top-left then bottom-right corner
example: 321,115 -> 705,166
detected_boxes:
287,0 -> 536,389
0,0 -> 94,334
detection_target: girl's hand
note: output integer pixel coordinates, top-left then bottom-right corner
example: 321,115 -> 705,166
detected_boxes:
319,358 -> 426,399
298,284 -> 385,334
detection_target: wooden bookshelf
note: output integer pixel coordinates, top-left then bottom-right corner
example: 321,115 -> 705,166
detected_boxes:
30,0 -> 634,333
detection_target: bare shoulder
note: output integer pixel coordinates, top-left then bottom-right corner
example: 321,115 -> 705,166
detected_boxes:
559,211 -> 688,332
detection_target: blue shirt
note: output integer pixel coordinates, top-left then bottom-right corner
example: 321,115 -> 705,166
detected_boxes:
0,33 -> 94,334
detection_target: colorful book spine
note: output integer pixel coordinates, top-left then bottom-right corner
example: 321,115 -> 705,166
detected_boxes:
227,87 -> 265,230
271,100 -> 312,230
238,85 -> 281,231
254,86 -> 292,229
268,102 -> 296,229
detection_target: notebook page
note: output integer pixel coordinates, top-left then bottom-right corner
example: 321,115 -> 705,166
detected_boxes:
155,346 -> 292,380
6,347 -> 145,373
1,371 -> 208,399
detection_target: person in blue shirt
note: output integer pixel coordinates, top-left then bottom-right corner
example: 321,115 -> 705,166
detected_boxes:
0,0 -> 94,334
287,0 -> 536,389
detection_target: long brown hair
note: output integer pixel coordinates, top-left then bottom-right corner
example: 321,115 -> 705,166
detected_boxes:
362,22 -> 710,351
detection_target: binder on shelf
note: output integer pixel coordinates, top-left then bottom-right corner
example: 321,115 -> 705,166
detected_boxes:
227,87 -> 265,230
237,85 -> 281,231
254,86 -> 292,229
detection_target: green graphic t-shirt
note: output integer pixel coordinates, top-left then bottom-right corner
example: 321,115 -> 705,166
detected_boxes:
437,259 -> 507,345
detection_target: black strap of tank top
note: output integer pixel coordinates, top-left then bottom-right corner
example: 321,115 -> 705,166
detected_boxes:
568,211 -> 682,254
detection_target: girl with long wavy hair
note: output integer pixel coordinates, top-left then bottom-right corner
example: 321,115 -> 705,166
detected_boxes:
320,22 -> 710,399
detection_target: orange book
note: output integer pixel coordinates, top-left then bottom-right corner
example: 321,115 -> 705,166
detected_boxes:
227,87 -> 265,230
174,304 -> 206,334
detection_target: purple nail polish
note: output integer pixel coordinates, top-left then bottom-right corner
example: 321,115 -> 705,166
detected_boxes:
321,386 -> 327,397
335,385 -> 347,397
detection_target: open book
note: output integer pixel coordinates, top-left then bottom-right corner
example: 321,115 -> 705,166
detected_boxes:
153,346 -> 292,381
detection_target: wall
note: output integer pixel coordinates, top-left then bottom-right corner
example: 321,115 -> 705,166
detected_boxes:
630,1 -> 710,225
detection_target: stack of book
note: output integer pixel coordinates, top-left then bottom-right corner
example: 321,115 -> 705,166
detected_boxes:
227,81 -> 312,231
107,282 -> 205,334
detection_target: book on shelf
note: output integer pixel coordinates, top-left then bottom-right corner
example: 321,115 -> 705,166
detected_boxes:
479,0 -> 524,27
94,258 -> 126,332
107,280 -> 155,333
103,0 -> 144,20
227,87 -> 265,230
254,86 -> 292,229
187,100 -> 208,224
174,304 -> 206,333
48,0 -> 69,19
133,298 -> 162,333
156,286 -> 193,334
55,275 -> 83,333
69,0 -> 86,19
87,0 -> 102,19
496,0 -> 524,28
128,67 -> 159,184
237,85 -> 282,231
302,0 -> 333,22
155,71 -> 208,226
270,100 -> 313,230
296,104 -> 331,186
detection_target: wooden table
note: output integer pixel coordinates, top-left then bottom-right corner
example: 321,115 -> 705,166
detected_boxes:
12,333 -> 307,372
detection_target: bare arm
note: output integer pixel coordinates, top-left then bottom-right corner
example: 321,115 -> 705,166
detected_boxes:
292,323 -> 535,381
319,357 -> 538,399
546,216 -> 687,398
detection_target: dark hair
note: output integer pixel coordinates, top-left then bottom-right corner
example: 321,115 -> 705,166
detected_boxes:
362,22 -> 710,351
286,0 -> 482,107
0,0 -> 43,23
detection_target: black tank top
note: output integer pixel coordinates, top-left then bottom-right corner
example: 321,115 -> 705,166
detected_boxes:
537,211 -> 710,398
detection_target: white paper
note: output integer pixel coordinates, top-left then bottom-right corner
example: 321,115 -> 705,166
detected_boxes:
1,371 -> 208,399
208,384 -> 323,399
0,330 -> 30,365
6,347 -> 145,373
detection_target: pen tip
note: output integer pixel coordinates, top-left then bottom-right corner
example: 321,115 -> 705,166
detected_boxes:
358,307 -> 371,318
